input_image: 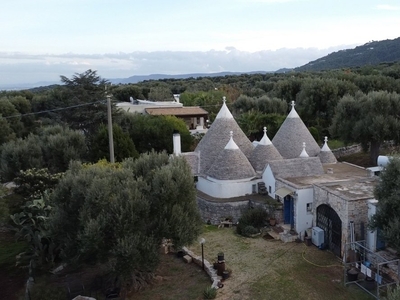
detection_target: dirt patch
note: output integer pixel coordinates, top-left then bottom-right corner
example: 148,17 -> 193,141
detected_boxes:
263,233 -> 274,240
132,253 -> 211,300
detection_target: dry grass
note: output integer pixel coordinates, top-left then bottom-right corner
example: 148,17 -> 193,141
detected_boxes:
131,253 -> 211,300
188,226 -> 374,300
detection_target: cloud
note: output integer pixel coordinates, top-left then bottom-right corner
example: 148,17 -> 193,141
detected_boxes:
0,46 -> 350,88
376,4 -> 400,10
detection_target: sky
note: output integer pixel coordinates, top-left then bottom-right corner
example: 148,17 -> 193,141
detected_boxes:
1,0 -> 399,87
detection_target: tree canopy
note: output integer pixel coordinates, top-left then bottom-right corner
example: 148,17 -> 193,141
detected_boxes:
330,91 -> 400,164
116,112 -> 192,153
48,152 -> 202,279
370,158 -> 400,252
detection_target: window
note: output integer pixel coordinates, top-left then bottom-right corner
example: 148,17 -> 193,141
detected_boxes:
269,186 -> 272,194
306,203 -> 312,213
252,184 -> 257,193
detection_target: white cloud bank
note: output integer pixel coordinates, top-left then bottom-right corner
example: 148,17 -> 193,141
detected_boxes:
0,45 -> 351,88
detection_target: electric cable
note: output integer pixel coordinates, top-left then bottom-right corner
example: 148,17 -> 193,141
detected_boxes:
1,100 -> 105,119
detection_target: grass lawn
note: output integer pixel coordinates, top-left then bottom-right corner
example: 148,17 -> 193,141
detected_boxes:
188,226 -> 374,300
131,253 -> 211,300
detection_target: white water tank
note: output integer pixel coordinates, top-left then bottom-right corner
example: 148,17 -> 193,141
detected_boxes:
312,227 -> 324,247
377,156 -> 391,167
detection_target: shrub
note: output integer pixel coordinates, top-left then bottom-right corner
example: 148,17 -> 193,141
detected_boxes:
237,207 -> 268,237
203,287 -> 217,299
243,225 -> 259,236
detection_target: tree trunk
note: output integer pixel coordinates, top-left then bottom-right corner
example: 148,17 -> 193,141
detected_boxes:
370,141 -> 380,166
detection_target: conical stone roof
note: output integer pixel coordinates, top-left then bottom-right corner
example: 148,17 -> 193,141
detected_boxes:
319,137 -> 337,164
206,132 -> 256,180
272,101 -> 320,159
195,97 -> 254,173
249,127 -> 282,172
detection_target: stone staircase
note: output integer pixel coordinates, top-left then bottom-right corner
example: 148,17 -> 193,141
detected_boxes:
267,224 -> 298,243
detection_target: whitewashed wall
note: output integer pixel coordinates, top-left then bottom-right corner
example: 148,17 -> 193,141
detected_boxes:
262,166 -> 275,197
295,188 -> 314,237
197,177 -> 262,198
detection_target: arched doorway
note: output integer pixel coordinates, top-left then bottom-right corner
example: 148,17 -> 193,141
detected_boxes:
316,204 -> 342,257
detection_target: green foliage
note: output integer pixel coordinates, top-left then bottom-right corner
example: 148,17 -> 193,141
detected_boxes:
0,134 -> 43,182
10,197 -> 57,271
0,238 -> 27,269
48,153 -> 202,279
29,281 -> 67,300
237,207 -> 269,237
111,85 -> 144,102
383,284 -> 400,300
296,37 -> 400,72
370,158 -> 400,252
308,127 -> 320,144
0,126 -> 86,181
179,90 -> 226,121
39,125 -> 87,173
116,112 -> 192,154
203,287 -> 217,299
331,91 -> 400,164
148,85 -> 173,101
326,139 -> 345,150
91,123 -> 139,162
0,97 -> 24,140
237,111 -> 285,141
55,69 -> 119,136
243,225 -> 259,236
232,95 -> 287,115
14,168 -> 63,200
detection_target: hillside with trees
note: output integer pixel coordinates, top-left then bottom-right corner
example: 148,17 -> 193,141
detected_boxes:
296,37 -> 400,71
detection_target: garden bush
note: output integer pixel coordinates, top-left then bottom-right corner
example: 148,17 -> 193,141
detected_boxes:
237,207 -> 269,237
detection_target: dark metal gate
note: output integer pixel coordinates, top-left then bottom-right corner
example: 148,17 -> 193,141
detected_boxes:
316,204 -> 342,257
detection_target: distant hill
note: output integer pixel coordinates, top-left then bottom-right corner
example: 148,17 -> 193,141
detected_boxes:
108,71 -> 272,84
296,37 -> 400,72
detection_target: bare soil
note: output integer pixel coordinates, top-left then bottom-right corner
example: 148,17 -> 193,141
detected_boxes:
131,253 -> 211,300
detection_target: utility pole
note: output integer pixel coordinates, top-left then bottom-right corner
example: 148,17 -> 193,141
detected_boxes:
106,90 -> 115,163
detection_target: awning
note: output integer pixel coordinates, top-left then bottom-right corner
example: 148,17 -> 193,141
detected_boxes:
275,187 -> 294,198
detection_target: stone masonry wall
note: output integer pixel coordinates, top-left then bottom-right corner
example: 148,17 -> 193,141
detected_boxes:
197,198 -> 249,224
313,185 -> 370,256
332,144 -> 362,158
197,197 -> 275,225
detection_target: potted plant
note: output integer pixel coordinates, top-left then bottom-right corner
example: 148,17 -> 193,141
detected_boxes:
268,203 -> 278,226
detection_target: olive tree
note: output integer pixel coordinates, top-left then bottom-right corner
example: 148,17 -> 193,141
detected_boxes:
370,158 -> 400,252
331,91 -> 400,165
48,152 -> 202,282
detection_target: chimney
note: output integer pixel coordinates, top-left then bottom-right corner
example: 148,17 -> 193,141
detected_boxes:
173,94 -> 180,103
173,131 -> 181,156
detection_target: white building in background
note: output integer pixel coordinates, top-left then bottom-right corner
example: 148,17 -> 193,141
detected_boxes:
117,95 -> 209,134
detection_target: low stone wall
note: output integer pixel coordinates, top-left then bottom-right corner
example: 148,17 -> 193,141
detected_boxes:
332,144 -> 362,158
197,197 -> 249,224
182,246 -> 222,289
197,197 -> 273,225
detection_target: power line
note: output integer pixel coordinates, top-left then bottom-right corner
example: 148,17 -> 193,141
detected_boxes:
1,100 -> 105,119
